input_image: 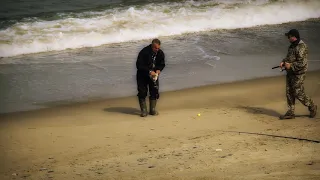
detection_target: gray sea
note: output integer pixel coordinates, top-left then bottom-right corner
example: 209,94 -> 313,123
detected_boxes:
1,0 -> 320,114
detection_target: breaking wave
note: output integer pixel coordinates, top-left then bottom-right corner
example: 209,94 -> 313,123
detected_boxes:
1,0 -> 320,57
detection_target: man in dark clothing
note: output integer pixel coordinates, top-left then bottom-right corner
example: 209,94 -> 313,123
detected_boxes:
279,29 -> 317,120
136,39 -> 165,117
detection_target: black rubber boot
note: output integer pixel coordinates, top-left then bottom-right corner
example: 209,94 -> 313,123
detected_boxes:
149,99 -> 158,116
279,110 -> 295,120
139,98 -> 148,117
309,105 -> 317,118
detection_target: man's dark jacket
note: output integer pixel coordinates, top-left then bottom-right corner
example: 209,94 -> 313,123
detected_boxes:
136,44 -> 165,74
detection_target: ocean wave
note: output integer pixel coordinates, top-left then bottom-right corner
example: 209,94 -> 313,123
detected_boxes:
1,0 -> 320,57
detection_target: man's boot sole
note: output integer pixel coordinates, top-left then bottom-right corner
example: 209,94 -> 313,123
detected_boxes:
140,114 -> 148,117
140,110 -> 148,117
149,112 -> 159,116
309,105 -> 317,118
279,115 -> 295,120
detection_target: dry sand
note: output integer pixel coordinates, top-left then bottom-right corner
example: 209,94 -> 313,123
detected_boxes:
1,71 -> 319,180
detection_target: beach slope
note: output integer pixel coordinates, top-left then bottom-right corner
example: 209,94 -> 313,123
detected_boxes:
0,71 -> 319,180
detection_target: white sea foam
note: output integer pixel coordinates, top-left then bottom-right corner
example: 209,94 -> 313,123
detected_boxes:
1,0 -> 320,57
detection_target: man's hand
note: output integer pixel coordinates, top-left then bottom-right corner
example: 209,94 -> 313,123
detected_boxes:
280,62 -> 284,68
150,71 -> 156,76
156,70 -> 161,75
284,62 -> 291,69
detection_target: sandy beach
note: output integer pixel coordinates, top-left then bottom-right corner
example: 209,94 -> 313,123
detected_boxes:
1,1 -> 320,179
0,70 -> 319,180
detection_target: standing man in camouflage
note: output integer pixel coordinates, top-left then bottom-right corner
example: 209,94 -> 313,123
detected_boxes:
279,29 -> 317,120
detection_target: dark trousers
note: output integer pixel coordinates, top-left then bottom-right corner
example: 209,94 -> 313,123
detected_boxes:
136,70 -> 159,100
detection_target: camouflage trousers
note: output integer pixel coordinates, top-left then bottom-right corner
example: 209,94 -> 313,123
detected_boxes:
286,74 -> 315,112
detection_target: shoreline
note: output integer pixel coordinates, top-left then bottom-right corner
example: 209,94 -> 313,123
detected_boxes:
2,18 -> 320,114
1,70 -> 319,117
0,70 -> 319,180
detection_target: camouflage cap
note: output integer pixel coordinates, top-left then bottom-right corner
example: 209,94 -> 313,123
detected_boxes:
285,29 -> 300,38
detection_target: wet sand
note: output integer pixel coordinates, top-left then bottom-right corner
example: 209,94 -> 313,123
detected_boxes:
0,71 -> 319,180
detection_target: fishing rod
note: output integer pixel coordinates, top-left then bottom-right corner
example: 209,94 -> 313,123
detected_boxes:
272,65 -> 285,72
272,59 -> 320,72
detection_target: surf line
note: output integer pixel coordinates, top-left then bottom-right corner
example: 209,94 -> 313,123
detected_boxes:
219,130 -> 320,143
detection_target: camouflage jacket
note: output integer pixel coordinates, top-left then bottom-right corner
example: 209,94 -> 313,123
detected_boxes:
282,40 -> 308,75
